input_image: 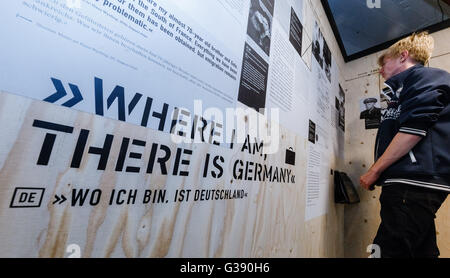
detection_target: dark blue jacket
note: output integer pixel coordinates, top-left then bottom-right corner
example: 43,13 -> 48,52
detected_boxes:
375,64 -> 450,192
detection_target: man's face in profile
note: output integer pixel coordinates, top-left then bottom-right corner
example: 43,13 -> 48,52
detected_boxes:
379,55 -> 403,80
365,102 -> 375,110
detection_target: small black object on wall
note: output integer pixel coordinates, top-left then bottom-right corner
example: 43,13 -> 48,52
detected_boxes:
334,171 -> 360,204
285,147 -> 296,166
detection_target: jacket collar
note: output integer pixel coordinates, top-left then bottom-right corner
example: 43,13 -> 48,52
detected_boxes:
384,63 -> 423,92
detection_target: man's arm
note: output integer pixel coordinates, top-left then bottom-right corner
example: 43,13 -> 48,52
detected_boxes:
360,132 -> 422,190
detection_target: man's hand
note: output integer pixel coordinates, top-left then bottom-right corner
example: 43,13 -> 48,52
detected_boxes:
360,169 -> 380,191
359,132 -> 422,191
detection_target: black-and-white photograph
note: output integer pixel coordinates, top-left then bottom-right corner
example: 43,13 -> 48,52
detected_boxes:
312,21 -> 332,83
360,97 -> 381,129
337,84 -> 345,132
247,0 -> 275,56
339,84 -> 345,103
323,39 -> 332,83
312,21 -> 323,69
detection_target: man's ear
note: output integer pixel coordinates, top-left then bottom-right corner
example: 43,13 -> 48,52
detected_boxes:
400,50 -> 410,63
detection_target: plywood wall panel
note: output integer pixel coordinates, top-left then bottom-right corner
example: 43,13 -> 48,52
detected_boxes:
0,91 -> 326,257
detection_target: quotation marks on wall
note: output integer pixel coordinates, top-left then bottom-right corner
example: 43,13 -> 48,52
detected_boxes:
43,78 -> 83,108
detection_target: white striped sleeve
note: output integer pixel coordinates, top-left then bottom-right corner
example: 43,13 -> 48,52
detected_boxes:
398,126 -> 427,137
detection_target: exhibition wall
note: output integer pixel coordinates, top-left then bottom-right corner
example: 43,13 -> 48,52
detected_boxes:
0,0 -> 348,257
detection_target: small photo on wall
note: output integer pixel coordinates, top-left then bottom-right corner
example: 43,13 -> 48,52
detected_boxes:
311,21 -> 332,83
247,0 -> 275,56
360,97 -> 381,129
337,84 -> 345,132
312,21 -> 323,69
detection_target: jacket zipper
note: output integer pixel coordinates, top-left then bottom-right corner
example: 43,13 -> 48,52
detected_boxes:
409,150 -> 417,164
375,134 -> 380,160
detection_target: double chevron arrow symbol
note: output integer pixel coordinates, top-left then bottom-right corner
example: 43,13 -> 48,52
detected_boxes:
43,78 -> 83,107
53,194 -> 67,205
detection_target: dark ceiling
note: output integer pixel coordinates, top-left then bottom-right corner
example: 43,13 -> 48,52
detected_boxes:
321,0 -> 450,62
